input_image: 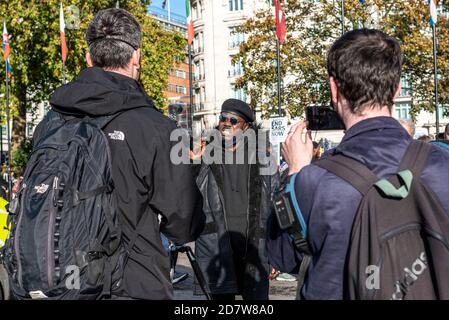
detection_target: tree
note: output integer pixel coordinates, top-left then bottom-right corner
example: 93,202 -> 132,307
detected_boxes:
0,0 -> 185,154
234,0 -> 449,120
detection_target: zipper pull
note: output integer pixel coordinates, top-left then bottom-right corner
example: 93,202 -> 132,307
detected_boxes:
52,176 -> 59,207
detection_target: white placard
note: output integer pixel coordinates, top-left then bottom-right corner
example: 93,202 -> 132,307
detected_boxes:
269,117 -> 288,144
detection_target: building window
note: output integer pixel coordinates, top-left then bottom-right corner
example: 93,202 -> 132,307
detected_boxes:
176,85 -> 187,94
194,32 -> 204,53
394,103 -> 411,120
229,27 -> 245,49
229,0 -> 244,12
400,76 -> 412,97
176,70 -> 187,79
232,86 -> 247,102
438,106 -> 449,119
229,58 -> 243,77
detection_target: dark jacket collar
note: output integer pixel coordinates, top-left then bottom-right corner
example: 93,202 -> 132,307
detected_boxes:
339,116 -> 403,144
50,67 -> 154,117
329,116 -> 413,177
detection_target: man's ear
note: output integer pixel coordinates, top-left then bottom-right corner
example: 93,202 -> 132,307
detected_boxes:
329,76 -> 339,107
132,48 -> 141,67
86,52 -> 93,67
394,81 -> 402,100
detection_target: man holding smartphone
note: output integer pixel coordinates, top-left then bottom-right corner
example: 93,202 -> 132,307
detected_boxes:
267,29 -> 449,299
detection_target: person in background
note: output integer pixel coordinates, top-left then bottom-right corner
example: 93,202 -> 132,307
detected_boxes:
444,123 -> 449,140
192,98 -> 279,300
399,119 -> 415,137
311,141 -> 322,163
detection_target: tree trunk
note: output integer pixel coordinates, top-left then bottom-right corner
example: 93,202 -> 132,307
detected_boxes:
12,87 -> 27,156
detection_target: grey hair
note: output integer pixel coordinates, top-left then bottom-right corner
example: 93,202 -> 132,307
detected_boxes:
85,8 -> 141,69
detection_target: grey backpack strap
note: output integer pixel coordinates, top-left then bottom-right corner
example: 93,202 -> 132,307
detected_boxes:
315,155 -> 379,196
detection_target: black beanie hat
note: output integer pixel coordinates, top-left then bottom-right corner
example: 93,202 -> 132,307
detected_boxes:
221,98 -> 255,123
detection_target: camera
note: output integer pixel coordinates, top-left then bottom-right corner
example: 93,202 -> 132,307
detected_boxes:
306,105 -> 345,131
273,173 -> 312,254
273,173 -> 308,238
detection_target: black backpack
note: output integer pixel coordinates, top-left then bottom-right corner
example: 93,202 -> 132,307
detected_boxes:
2,110 -> 130,300
315,140 -> 449,299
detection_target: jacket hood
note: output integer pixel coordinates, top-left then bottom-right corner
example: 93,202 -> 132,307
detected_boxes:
50,67 -> 154,117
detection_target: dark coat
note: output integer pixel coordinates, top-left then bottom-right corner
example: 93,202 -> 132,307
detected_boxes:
47,67 -> 205,299
267,117 -> 449,299
194,129 -> 279,299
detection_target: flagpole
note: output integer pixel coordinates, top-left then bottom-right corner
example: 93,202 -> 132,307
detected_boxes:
62,62 -> 66,84
188,44 -> 194,131
168,0 -> 171,22
341,0 -> 345,35
432,24 -> 440,138
276,38 -> 282,116
5,62 -> 11,200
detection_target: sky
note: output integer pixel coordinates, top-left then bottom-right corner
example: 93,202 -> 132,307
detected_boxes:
151,0 -> 186,17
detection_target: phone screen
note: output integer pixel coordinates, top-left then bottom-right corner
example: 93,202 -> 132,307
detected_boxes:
306,106 -> 345,131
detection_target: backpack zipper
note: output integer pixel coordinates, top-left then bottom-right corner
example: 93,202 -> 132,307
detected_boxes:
47,176 -> 59,288
14,183 -> 26,288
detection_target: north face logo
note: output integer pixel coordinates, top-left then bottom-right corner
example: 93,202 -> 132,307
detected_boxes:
108,131 -> 125,141
34,184 -> 49,194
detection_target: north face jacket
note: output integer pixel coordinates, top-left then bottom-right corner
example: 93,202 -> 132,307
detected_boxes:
37,67 -> 205,300
267,117 -> 449,299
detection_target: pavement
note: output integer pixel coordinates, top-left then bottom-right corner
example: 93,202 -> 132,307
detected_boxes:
173,242 -> 297,300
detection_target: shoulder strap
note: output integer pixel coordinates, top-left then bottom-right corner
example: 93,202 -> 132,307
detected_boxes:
398,140 -> 432,178
315,155 -> 379,196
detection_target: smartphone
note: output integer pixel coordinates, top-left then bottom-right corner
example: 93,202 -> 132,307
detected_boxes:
306,105 -> 345,131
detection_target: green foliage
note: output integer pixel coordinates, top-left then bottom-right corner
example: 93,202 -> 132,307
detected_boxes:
12,137 -> 32,175
0,1 -> 185,150
235,0 -> 449,120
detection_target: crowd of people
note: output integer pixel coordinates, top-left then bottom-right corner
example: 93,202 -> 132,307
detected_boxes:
2,8 -> 449,301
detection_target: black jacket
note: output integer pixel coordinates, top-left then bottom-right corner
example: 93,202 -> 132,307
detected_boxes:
194,129 -> 279,299
44,67 -> 205,299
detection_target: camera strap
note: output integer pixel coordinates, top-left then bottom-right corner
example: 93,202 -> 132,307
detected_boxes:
285,173 -> 312,300
285,173 -> 308,239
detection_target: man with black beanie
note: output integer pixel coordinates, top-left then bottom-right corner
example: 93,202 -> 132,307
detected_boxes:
193,98 -> 279,300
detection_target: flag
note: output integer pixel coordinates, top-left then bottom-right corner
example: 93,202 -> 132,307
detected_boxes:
430,0 -> 438,27
162,0 -> 167,9
185,0 -> 194,45
2,21 -> 10,61
275,0 -> 286,44
359,0 -> 365,4
3,21 -> 11,76
60,2 -> 68,64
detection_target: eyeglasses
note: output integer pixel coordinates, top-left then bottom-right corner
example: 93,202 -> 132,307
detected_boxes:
219,114 -> 243,126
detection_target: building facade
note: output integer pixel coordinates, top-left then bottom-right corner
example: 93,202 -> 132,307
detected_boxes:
188,0 -> 449,142
190,0 -> 275,135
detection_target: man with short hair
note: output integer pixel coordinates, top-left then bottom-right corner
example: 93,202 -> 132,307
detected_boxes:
268,29 -> 449,299
193,99 -> 279,300
41,8 -> 204,300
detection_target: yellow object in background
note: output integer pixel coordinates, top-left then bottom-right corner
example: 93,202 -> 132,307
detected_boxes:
0,197 -> 10,248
